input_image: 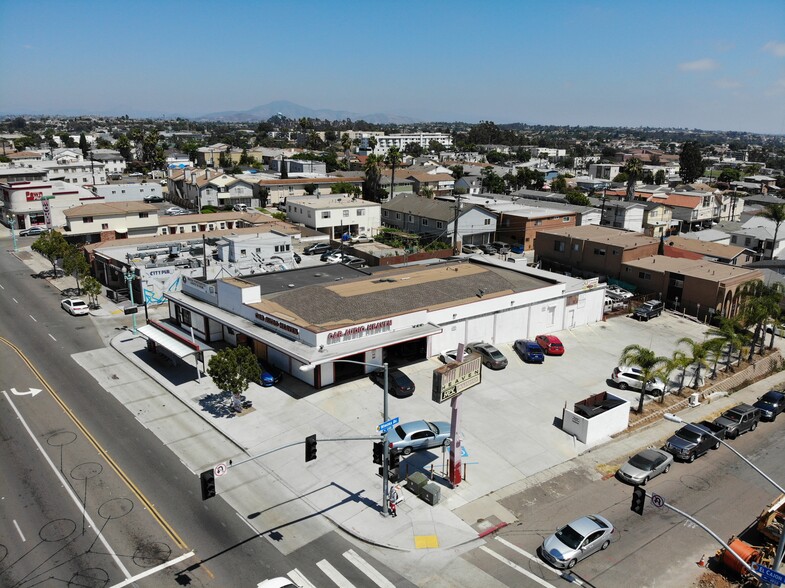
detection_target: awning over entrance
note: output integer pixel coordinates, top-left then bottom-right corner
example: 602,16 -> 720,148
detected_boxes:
138,321 -> 212,358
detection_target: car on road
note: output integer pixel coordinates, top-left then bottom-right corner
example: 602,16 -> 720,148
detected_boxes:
616,448 -> 673,485
303,243 -> 331,256
19,226 -> 49,236
387,420 -> 451,455
143,195 -> 164,203
232,203 -> 248,212
535,334 -> 565,356
514,339 -> 545,363
61,298 -> 90,316
477,243 -> 497,255
540,514 -> 614,569
466,342 -> 508,369
370,368 -> 415,398
753,390 -> 785,421
462,244 -> 481,254
128,172 -> 143,177
664,420 -> 724,462
611,366 -> 666,396
259,361 -> 283,387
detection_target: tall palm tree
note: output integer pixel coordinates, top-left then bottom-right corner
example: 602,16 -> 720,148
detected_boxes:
668,350 -> 693,395
623,157 -> 643,202
759,203 -> 785,260
619,344 -> 670,413
739,280 -> 784,360
676,337 -> 711,388
705,316 -> 749,373
363,154 -> 383,202
385,146 -> 403,203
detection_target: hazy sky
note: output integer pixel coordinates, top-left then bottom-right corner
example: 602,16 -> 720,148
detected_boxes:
2,0 -> 784,134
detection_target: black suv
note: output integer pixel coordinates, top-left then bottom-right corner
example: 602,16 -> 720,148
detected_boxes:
753,390 -> 785,421
633,300 -> 664,321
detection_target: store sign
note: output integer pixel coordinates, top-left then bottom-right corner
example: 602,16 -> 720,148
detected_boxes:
254,311 -> 300,337
432,353 -> 482,403
326,319 -> 393,343
41,199 -> 53,229
26,191 -> 45,201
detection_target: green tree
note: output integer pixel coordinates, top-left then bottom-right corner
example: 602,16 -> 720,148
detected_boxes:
759,203 -> 785,260
31,230 -> 70,277
82,275 -> 102,308
115,134 -> 132,161
618,344 -> 670,413
718,168 -> 741,183
420,186 -> 435,198
403,142 -> 423,157
679,141 -> 705,183
62,246 -> 90,295
565,190 -> 590,206
239,148 -> 252,166
363,154 -> 385,201
79,133 -> 89,158
676,337 -> 711,388
654,170 -> 666,185
385,146 -> 403,200
60,133 -> 75,148
341,133 -> 352,153
623,157 -> 643,201
739,280 -> 783,360
206,346 -> 261,406
429,140 -> 445,154
481,168 -> 505,194
303,183 -> 317,195
551,175 -> 568,193
668,350 -> 693,395
705,317 -> 749,372
449,165 -> 465,180
330,181 -> 361,196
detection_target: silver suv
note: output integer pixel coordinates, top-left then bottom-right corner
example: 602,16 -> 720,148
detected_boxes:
611,366 -> 666,396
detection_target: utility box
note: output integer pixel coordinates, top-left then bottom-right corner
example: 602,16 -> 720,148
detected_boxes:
406,472 -> 429,495
420,482 -> 441,505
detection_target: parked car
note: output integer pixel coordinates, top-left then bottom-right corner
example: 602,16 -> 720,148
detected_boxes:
616,448 -> 673,485
19,226 -> 48,236
439,349 -> 459,363
303,243 -> 331,255
510,244 -> 525,254
341,256 -> 367,268
164,206 -> 185,215
535,334 -> 565,356
713,403 -> 760,439
491,241 -> 511,254
351,234 -> 374,244
258,361 -> 283,387
611,366 -> 666,396
61,298 -> 90,316
387,420 -> 451,455
753,390 -> 785,421
605,285 -> 633,301
370,368 -> 415,398
292,252 -> 301,264
633,300 -> 664,320
232,203 -> 248,212
320,248 -> 341,262
325,251 -> 348,264
462,244 -> 481,254
143,195 -> 164,203
256,578 -> 298,588
466,342 -> 508,369
514,339 -> 545,363
477,243 -> 497,255
540,515 -> 614,569
664,421 -> 725,462
765,322 -> 784,337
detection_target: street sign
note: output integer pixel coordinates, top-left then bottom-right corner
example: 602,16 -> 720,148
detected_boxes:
753,563 -> 785,586
461,446 -> 469,458
650,493 -> 664,508
213,463 -> 228,477
377,416 -> 399,433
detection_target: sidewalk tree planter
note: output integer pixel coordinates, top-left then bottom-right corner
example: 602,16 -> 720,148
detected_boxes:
31,230 -> 70,277
206,346 -> 261,412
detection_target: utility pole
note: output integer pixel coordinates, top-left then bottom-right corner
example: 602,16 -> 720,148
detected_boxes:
452,191 -> 462,255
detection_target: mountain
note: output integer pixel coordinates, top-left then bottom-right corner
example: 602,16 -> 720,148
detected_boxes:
195,100 -> 419,124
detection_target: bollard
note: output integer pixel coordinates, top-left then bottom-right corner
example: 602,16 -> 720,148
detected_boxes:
430,464 -> 434,480
463,462 -> 467,481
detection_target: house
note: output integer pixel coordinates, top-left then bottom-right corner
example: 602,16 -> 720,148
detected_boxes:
534,225 -> 660,280
1,179 -> 98,230
729,217 -> 785,261
600,201 -> 647,232
678,228 -> 732,245
363,132 -> 453,156
381,193 -> 497,246
268,159 -> 328,175
89,149 -> 126,175
405,172 -> 455,197
649,191 -> 716,231
63,201 -> 160,243
454,174 -> 482,195
662,235 -> 755,266
641,202 -> 675,238
256,176 -> 364,208
588,163 -> 623,180
620,255 -> 763,320
285,194 -> 381,239
5,151 -> 44,163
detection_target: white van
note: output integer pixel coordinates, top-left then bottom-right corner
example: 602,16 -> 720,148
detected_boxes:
232,203 -> 248,212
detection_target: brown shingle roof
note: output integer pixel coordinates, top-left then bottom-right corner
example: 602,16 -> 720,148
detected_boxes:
64,201 -> 157,218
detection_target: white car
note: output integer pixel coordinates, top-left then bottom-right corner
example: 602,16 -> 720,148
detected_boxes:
165,206 -> 185,215
611,366 -> 666,396
325,252 -> 347,264
61,298 -> 90,316
605,285 -> 633,300
462,244 -> 481,254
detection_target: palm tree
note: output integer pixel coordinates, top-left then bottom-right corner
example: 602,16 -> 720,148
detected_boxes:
759,203 -> 785,260
704,338 -> 726,380
385,146 -> 403,203
739,280 -> 784,360
619,344 -> 670,413
623,157 -> 643,202
705,317 -> 749,373
668,350 -> 693,395
363,154 -> 383,202
676,337 -> 711,388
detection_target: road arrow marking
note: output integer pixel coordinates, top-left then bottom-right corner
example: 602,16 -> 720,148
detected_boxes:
8,387 -> 42,397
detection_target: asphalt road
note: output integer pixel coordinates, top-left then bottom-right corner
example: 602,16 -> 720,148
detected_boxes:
461,414 -> 785,587
0,240 -> 416,587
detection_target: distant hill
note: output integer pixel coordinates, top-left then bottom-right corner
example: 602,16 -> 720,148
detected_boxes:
195,100 -> 419,124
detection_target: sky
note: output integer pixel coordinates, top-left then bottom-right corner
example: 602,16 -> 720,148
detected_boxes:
1,0 -> 784,134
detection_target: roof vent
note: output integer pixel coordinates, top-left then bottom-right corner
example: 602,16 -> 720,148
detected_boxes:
288,284 -> 295,288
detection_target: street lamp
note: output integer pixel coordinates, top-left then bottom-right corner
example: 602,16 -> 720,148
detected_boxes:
122,267 -> 138,334
300,359 -> 391,516
664,413 -> 785,579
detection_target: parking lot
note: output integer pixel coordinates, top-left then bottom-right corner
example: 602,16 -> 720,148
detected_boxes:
297,311 -> 711,506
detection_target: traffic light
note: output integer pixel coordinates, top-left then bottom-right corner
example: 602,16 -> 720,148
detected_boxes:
373,441 -> 383,465
389,450 -> 400,470
305,434 -> 318,462
200,469 -> 216,500
631,486 -> 646,516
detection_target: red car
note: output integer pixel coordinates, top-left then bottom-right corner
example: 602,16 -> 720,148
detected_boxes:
535,334 -> 565,356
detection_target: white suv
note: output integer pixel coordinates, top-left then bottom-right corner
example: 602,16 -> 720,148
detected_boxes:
611,366 -> 666,396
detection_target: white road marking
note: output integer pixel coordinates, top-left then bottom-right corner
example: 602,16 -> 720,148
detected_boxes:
496,538 -> 584,586
48,333 -> 56,341
3,391 -> 132,579
12,297 -> 18,303
342,549 -> 395,588
110,550 -> 194,587
479,545 -> 558,588
288,568 -> 317,588
317,559 -> 356,587
0,283 -> 4,289
29,315 -> 37,322
13,519 -> 26,541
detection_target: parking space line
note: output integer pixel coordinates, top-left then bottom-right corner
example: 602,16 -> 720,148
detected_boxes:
29,314 -> 37,322
479,545 -> 557,588
13,519 -> 26,542
49,333 -> 56,341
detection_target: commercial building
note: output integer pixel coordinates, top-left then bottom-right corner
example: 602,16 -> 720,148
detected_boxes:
363,133 -> 453,156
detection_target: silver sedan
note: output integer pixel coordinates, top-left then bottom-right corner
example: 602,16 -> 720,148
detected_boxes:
387,420 -> 451,455
616,448 -> 673,485
541,514 -> 614,569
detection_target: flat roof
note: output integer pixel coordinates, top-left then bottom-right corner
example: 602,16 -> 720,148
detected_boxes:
623,255 -> 761,281
248,260 -> 553,331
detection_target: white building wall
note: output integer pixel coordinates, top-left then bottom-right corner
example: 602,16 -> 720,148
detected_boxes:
92,183 -> 163,202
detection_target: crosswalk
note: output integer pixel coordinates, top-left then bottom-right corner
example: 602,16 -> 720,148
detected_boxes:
276,549 -> 397,588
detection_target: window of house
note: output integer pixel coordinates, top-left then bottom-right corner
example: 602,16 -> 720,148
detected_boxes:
161,228 -> 169,235
639,271 -> 651,280
307,211 -> 312,218
612,249 -> 618,255
408,215 -> 414,222
357,209 -> 365,216
179,226 -> 185,233
572,243 -> 580,252
288,186 -> 294,194
534,220 -> 542,226
594,247 -> 606,256
554,240 -> 565,252
208,224 -> 214,230
102,223 -> 109,230
484,219 -> 491,225
83,216 -> 93,223
139,212 -> 148,218
180,308 -> 191,326
121,190 -> 125,193
563,216 -> 570,222
436,221 -> 443,229
220,223 -> 225,229
396,213 -> 402,220
383,210 -> 389,218
745,237 -> 751,245
240,249 -> 246,255
191,226 -> 197,231
343,210 -> 350,217
322,211 -> 331,219
422,219 -> 428,226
